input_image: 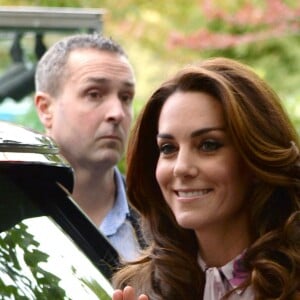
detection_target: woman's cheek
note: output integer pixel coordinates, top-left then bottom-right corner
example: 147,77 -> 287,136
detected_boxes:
155,159 -> 169,189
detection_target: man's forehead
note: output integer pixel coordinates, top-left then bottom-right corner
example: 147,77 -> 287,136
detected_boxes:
67,48 -> 130,66
66,49 -> 135,85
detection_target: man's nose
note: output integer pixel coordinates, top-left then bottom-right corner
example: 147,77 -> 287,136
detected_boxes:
105,96 -> 126,124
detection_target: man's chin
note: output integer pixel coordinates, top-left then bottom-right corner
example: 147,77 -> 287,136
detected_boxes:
94,152 -> 122,166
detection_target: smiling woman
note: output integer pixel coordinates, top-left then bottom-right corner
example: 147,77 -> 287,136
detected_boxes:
112,57 -> 300,300
156,90 -> 252,240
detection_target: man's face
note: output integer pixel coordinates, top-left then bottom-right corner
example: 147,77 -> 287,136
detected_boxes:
47,48 -> 135,170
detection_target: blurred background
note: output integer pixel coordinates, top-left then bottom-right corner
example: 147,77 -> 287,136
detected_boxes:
0,0 -> 299,135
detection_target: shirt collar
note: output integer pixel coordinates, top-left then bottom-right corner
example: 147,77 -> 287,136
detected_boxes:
100,167 -> 130,236
198,250 -> 248,295
220,251 -> 248,293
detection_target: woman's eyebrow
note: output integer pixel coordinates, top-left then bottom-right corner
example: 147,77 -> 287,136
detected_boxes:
191,127 -> 225,138
157,127 -> 225,139
157,133 -> 173,139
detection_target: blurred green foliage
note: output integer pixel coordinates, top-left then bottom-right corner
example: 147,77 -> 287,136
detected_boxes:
0,1 -> 299,163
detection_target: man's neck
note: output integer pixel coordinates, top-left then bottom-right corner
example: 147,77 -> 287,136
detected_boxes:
71,167 -> 116,227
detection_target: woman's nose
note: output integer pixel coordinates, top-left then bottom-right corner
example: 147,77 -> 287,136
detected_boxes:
173,150 -> 199,178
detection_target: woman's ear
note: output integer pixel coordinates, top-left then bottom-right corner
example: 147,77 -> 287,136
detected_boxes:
34,92 -> 54,132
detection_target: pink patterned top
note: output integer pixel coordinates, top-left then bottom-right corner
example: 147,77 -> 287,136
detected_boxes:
198,252 -> 254,299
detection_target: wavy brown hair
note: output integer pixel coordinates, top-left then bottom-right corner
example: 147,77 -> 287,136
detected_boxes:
113,57 -> 300,300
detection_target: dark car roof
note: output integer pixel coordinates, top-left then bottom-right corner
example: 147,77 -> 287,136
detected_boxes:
0,120 -> 74,192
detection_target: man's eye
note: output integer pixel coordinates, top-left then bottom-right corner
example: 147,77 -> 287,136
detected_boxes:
120,93 -> 133,103
87,90 -> 103,100
201,140 -> 222,152
158,143 -> 176,155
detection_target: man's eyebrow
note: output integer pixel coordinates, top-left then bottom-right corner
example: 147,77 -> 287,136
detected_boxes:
157,127 -> 225,139
86,77 -> 135,88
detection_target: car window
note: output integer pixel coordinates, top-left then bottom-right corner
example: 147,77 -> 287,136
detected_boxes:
0,172 -> 114,299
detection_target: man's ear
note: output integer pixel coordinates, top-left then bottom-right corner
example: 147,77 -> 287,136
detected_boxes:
34,92 -> 54,131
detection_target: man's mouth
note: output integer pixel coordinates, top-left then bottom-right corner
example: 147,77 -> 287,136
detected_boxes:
101,135 -> 122,141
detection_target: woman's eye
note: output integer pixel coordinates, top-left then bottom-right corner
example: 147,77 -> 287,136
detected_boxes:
158,143 -> 176,155
201,140 -> 222,152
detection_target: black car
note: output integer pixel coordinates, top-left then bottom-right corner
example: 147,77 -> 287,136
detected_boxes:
0,121 -> 119,299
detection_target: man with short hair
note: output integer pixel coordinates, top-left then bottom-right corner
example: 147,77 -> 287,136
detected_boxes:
35,34 -> 143,261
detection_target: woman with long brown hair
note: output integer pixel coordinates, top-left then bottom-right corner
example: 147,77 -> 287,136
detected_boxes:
113,57 -> 300,300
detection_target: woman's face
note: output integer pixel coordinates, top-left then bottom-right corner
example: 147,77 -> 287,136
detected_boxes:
155,91 -> 252,237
